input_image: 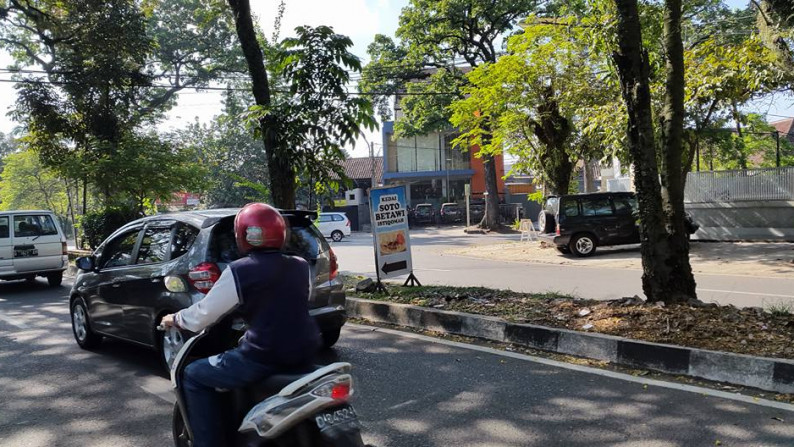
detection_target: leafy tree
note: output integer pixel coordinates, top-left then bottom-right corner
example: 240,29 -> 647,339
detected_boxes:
450,17 -> 616,196
755,0 -> 794,80
0,0 -> 242,210
610,0 -> 697,304
361,0 -> 541,229
226,0 -> 374,208
0,149 -> 69,217
173,92 -> 271,207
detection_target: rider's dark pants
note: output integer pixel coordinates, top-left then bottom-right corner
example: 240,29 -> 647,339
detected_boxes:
182,348 -> 278,447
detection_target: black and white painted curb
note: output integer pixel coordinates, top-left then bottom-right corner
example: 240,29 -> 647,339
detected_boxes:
347,298 -> 794,394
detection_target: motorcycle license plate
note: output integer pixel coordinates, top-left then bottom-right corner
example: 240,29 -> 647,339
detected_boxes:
315,405 -> 359,431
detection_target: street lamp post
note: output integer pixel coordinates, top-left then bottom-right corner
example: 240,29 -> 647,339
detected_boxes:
445,157 -> 452,201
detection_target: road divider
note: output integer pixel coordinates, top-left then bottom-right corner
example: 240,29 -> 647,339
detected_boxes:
347,297 -> 794,394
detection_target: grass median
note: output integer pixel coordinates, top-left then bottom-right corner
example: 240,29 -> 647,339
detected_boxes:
342,275 -> 794,360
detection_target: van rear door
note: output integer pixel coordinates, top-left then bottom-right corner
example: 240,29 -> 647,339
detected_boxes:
12,213 -> 64,272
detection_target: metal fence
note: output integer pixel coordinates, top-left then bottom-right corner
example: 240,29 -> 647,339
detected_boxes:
684,167 -> 794,203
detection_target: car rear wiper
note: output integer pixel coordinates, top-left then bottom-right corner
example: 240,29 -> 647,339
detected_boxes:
31,234 -> 41,241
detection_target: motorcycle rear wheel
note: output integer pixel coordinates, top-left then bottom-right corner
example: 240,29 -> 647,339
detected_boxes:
172,403 -> 192,447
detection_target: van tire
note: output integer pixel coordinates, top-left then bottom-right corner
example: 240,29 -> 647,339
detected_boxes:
47,272 -> 63,287
538,211 -> 556,234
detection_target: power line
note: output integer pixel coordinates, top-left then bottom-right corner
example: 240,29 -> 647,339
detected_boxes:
0,77 -> 459,96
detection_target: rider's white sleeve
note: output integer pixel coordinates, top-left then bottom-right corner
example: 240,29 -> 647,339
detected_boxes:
174,267 -> 240,332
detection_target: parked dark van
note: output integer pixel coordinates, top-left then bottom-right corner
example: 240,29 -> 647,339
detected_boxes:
539,192 -> 698,257
70,209 -> 346,370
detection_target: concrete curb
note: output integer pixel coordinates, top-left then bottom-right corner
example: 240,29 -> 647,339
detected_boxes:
347,298 -> 794,394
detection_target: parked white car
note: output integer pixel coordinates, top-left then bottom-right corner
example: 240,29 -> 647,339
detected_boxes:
0,210 -> 68,286
315,212 -> 351,242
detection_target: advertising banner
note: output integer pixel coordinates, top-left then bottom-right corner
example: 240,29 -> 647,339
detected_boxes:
370,185 -> 412,279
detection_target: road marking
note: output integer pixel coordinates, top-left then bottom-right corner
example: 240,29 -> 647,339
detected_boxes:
347,323 -> 794,413
414,268 -> 453,272
0,313 -> 29,329
699,288 -> 794,299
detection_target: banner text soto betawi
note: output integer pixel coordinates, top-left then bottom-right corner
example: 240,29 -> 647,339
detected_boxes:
374,194 -> 406,228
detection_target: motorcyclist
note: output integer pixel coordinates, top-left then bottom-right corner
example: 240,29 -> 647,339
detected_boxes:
161,203 -> 320,447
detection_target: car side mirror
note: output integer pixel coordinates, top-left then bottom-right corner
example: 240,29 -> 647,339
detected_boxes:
76,256 -> 96,272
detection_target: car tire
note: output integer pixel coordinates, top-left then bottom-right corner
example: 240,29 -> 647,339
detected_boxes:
538,211 -> 556,234
556,246 -> 570,254
569,234 -> 597,257
71,298 -> 102,349
331,230 -> 344,242
321,326 -> 342,348
158,324 -> 186,373
47,272 -> 63,287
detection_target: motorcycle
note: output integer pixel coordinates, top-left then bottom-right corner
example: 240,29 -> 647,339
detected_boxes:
163,318 -> 367,446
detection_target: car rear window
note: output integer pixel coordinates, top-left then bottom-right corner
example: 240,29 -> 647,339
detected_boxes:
332,214 -> 345,222
13,215 -> 59,237
208,216 -> 328,265
416,207 -> 431,215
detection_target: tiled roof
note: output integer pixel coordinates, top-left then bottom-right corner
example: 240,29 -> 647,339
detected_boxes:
772,118 -> 794,135
333,157 -> 383,182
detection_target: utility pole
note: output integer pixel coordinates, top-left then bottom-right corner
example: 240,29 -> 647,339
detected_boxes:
775,130 -> 781,168
370,140 -> 376,187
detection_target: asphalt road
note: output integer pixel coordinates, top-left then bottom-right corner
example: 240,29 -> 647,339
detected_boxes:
1,281 -> 794,446
331,228 -> 794,308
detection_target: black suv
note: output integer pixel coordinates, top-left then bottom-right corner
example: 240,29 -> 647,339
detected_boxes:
69,209 -> 346,369
539,192 -> 698,257
413,204 -> 436,225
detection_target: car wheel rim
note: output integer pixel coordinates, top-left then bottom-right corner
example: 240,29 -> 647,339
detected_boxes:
73,305 -> 88,342
162,327 -> 184,368
576,238 -> 594,254
333,233 -> 342,241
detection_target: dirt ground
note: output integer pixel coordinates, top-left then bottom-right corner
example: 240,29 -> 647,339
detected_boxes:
446,240 -> 794,278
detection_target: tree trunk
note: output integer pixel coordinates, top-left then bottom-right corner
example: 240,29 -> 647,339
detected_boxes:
659,0 -> 698,302
612,0 -> 695,304
226,0 -> 295,208
481,152 -> 500,228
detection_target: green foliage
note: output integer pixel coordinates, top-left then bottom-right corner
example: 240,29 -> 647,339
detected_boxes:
1,0 -> 241,212
78,206 -> 140,249
241,25 -> 376,205
0,149 -> 70,217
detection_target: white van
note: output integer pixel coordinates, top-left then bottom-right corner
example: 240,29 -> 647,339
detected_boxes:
0,210 -> 68,286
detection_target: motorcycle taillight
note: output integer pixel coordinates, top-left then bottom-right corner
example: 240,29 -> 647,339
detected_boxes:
188,262 -> 221,293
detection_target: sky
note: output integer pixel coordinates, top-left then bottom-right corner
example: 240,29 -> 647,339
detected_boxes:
0,0 -> 790,159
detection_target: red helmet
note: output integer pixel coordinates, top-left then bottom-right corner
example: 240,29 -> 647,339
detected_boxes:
234,203 -> 287,255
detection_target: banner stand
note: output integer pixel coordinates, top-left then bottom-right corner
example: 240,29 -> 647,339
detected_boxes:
402,272 -> 422,287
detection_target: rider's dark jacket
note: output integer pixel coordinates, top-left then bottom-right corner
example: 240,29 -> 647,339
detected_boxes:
175,251 -> 320,365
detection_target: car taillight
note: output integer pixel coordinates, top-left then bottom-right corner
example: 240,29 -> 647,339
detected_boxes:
61,242 -> 68,255
329,248 -> 339,281
345,220 -> 350,227
188,262 -> 221,294
556,224 -> 561,236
